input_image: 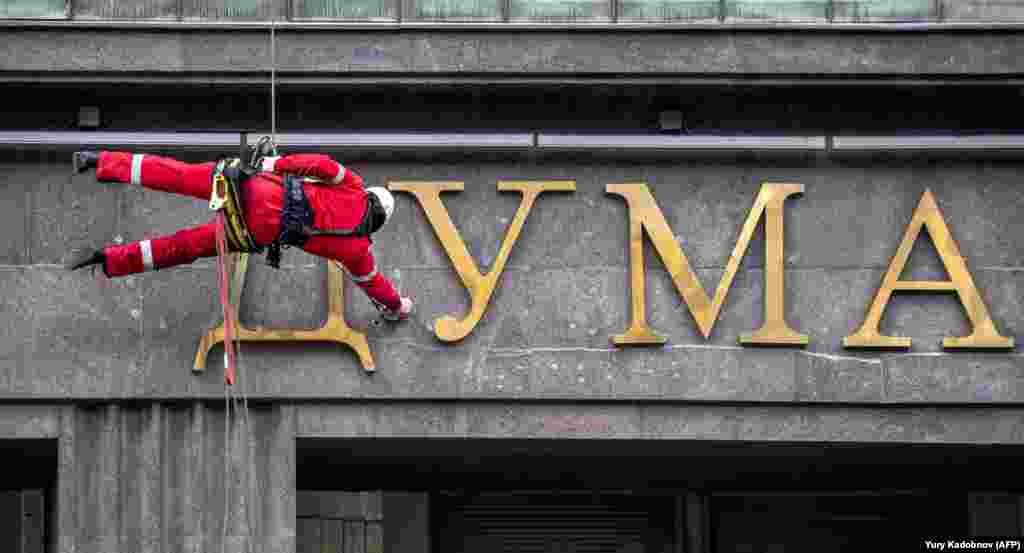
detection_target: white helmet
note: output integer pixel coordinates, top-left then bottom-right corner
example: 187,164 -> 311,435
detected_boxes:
366,187 -> 395,225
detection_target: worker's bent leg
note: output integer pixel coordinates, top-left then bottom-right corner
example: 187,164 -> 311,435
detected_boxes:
95,151 -> 215,201
103,223 -> 218,277
303,237 -> 403,312
355,273 -> 402,312
344,254 -> 401,312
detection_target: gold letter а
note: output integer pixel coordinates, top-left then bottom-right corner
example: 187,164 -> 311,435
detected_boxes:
606,182 -> 806,346
844,189 -> 1012,349
390,181 -> 576,342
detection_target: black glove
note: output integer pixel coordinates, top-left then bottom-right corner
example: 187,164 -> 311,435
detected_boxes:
72,151 -> 100,174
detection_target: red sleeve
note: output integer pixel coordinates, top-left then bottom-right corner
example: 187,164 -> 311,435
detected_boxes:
271,154 -> 346,184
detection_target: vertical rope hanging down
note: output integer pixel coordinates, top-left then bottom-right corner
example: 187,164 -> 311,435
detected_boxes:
270,20 -> 277,147
214,212 -> 237,386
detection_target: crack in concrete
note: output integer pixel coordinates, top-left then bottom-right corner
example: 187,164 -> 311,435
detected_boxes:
488,343 -> 747,357
801,351 -> 882,365
370,338 -> 452,353
882,352 -> 1024,358
977,266 -> 1024,272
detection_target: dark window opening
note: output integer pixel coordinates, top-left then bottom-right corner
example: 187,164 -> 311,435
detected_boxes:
0,439 -> 58,553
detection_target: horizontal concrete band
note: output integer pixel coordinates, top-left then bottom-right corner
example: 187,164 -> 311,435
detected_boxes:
296,402 -> 1024,444
3,28 -> 1024,77
8,130 -> 1024,153
0,405 -> 60,438
0,401 -> 1020,444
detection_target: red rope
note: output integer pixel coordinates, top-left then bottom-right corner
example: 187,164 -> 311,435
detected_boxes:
214,212 -> 237,386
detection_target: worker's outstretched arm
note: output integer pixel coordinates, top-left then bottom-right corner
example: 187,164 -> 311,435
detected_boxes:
260,154 -> 353,186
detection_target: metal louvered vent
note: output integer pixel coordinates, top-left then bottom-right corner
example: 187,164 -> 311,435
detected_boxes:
439,493 -> 674,553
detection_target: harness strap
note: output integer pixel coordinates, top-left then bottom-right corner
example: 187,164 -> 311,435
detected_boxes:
209,158 -> 261,254
266,175 -> 383,269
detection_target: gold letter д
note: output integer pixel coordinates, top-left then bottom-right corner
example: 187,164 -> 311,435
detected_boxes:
607,182 -> 806,346
844,189 -> 1012,349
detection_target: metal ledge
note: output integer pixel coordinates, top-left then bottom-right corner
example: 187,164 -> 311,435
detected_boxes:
538,134 -> 826,151
832,135 -> 1024,152
246,132 -> 535,149
0,131 -> 240,148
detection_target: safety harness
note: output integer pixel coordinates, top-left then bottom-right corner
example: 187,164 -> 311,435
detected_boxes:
208,157 -> 260,254
208,154 -> 387,270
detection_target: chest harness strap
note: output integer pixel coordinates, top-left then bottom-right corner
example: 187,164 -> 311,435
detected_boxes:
265,175 -> 383,269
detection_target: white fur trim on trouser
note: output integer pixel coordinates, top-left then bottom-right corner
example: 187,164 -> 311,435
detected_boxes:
140,240 -> 154,271
331,163 -> 346,185
131,154 -> 145,185
351,260 -> 377,283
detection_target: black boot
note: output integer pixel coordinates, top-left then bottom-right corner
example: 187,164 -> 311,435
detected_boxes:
72,150 -> 100,174
66,249 -> 105,271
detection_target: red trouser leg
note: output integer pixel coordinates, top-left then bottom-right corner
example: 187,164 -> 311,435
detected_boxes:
355,273 -> 402,312
340,246 -> 401,312
104,223 -> 218,277
95,151 -> 215,200
304,237 -> 402,312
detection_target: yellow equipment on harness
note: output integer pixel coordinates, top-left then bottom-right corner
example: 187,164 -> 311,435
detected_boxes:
209,158 -> 260,253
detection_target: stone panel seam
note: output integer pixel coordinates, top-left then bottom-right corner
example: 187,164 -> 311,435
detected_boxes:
24,174 -> 31,265
138,276 -> 144,389
882,353 -> 890,400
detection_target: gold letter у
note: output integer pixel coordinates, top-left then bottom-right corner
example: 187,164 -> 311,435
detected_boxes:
606,182 -> 806,346
390,181 -> 576,342
194,253 -> 374,373
844,189 -> 1012,349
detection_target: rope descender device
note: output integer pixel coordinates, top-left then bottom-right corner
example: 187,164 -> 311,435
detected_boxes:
209,168 -> 230,212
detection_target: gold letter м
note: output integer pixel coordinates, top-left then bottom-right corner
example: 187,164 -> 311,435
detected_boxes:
606,182 -> 807,346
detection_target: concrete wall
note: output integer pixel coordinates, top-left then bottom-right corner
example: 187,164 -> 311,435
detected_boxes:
3,28 -> 1024,84
57,403 -> 296,553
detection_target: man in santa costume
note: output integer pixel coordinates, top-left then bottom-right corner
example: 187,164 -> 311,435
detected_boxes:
66,149 -> 414,322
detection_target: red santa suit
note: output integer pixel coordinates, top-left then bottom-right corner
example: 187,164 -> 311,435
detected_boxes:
93,151 -> 402,312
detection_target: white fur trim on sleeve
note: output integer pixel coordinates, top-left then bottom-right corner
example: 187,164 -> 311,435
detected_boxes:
260,156 -> 280,172
330,163 -> 346,185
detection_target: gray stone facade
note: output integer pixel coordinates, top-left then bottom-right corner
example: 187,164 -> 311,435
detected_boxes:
3,16 -> 1024,553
